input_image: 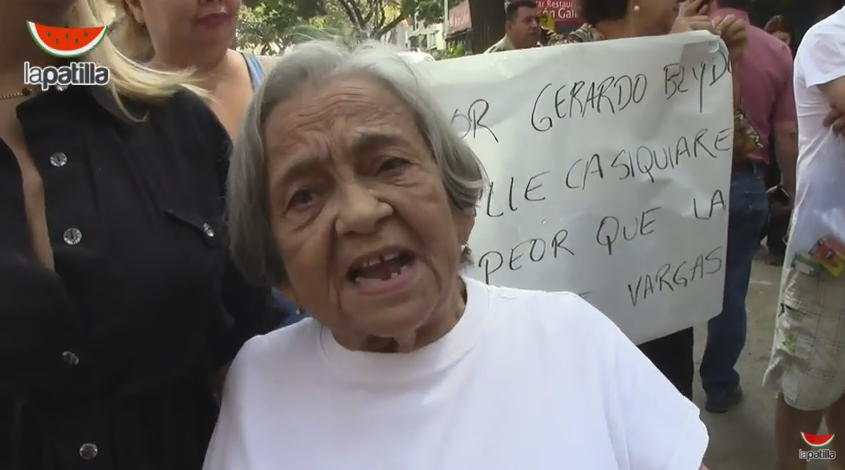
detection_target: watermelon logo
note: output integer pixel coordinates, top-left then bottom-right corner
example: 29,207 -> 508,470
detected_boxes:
802,433 -> 835,447
27,22 -> 107,59
23,22 -> 110,91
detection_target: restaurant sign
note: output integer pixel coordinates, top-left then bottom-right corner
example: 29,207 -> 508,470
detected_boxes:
536,0 -> 581,27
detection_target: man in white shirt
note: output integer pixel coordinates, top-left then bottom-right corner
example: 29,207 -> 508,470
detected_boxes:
763,6 -> 845,469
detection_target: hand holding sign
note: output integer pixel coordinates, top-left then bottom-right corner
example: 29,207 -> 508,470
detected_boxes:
714,15 -> 748,61
671,15 -> 717,34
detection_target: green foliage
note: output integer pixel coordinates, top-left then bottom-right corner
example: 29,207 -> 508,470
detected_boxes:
441,43 -> 467,58
331,0 -> 464,38
239,0 -> 465,46
236,3 -> 301,52
413,0 -> 463,26
243,0 -> 326,17
305,0 -> 368,42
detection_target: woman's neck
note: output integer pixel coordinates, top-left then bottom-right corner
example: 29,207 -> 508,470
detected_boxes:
333,277 -> 468,354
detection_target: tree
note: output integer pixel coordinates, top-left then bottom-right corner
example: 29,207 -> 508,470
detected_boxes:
468,0 -> 505,52
322,0 -> 462,39
414,0 -> 464,25
243,0 -> 327,18
236,4 -> 300,52
326,0 -> 402,39
239,0 -> 462,44
238,0 -> 348,50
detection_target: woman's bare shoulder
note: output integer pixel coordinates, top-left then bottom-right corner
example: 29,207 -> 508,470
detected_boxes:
259,56 -> 276,69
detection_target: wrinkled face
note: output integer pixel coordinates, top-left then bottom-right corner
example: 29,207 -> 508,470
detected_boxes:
506,6 -> 540,48
124,0 -> 239,57
635,0 -> 683,36
265,75 -> 474,339
772,31 -> 791,46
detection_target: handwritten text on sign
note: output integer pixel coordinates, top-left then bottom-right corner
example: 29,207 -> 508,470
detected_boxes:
414,33 -> 733,344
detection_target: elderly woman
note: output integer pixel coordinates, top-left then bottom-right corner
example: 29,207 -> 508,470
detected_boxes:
203,40 -> 710,470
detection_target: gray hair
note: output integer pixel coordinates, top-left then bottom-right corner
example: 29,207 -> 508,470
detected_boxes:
227,40 -> 487,286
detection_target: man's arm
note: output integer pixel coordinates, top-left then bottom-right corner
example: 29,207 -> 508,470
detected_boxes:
805,30 -> 845,135
773,123 -> 798,194
820,77 -> 845,113
725,34 -> 761,160
772,45 -> 798,196
815,29 -> 845,111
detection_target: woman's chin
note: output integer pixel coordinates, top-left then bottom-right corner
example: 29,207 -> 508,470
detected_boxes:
339,270 -> 444,343
345,297 -> 436,342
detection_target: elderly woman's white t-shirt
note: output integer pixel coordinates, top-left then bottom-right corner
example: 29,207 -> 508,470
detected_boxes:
204,278 -> 708,470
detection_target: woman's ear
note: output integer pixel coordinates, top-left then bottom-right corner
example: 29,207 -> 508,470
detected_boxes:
123,0 -> 146,24
455,206 -> 476,248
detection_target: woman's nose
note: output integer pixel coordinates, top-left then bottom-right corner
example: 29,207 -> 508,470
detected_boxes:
334,183 -> 393,236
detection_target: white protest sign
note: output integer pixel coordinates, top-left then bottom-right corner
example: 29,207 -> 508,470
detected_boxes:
414,32 -> 733,344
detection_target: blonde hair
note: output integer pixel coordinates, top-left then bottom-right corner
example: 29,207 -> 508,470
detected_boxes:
70,0 -> 205,119
105,0 -> 154,61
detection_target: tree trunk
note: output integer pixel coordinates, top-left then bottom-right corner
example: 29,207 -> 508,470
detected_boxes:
468,0 -> 505,53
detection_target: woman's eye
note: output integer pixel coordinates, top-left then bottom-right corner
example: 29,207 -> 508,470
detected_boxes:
288,189 -> 315,209
378,158 -> 409,174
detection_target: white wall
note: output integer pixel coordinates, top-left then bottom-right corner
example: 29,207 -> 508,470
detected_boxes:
407,18 -> 445,51
381,22 -> 412,47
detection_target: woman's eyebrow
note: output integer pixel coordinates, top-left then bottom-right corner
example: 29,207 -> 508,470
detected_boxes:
349,130 -> 408,156
269,130 -> 411,191
270,154 -> 323,194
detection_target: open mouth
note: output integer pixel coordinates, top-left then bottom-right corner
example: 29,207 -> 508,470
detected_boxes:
196,13 -> 230,28
347,250 -> 417,286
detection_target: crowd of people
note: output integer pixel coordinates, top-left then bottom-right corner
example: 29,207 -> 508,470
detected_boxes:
1,0 -> 844,468
490,3 -> 845,469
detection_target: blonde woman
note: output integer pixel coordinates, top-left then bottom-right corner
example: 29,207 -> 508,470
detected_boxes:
109,0 -> 305,323
109,0 -> 272,136
0,1 -> 284,469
